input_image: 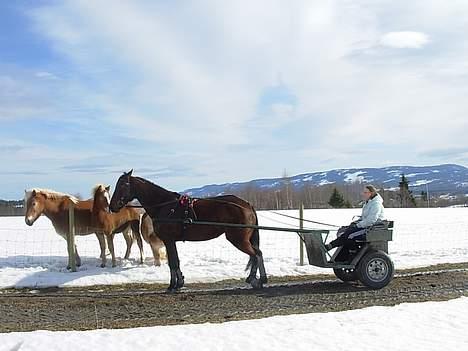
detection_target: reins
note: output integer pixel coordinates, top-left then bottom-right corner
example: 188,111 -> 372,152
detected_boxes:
124,196 -> 250,211
269,210 -> 340,228
124,198 -> 179,209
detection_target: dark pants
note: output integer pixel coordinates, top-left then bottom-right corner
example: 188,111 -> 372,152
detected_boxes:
329,223 -> 366,249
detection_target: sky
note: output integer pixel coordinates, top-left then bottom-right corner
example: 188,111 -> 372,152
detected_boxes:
1,0 -> 468,199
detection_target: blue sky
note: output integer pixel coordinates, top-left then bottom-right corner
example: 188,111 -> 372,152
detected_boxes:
1,0 -> 468,199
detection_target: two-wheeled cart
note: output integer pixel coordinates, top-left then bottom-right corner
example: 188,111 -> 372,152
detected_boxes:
301,220 -> 394,289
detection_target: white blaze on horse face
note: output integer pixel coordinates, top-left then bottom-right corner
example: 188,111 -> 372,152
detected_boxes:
104,190 -> 111,207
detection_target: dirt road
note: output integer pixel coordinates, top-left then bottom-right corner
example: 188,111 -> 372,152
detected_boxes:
1,262 -> 467,332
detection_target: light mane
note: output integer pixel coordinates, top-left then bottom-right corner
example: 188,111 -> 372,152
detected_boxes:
92,184 -> 108,197
25,188 -> 79,204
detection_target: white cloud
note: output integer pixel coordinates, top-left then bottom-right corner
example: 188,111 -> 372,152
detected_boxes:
35,71 -> 59,80
380,31 -> 430,49
14,0 -> 468,191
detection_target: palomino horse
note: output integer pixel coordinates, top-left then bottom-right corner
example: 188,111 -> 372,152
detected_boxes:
24,188 -> 136,268
139,213 -> 167,266
94,185 -> 167,266
110,170 -> 267,292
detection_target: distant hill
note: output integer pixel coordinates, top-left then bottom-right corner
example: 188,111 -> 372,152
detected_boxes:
184,164 -> 468,197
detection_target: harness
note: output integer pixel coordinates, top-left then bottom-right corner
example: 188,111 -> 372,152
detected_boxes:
168,194 -> 198,241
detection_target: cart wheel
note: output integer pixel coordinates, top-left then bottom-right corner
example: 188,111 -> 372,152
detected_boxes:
333,268 -> 357,282
357,250 -> 394,289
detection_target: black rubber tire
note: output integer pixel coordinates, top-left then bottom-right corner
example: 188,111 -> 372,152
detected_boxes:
333,268 -> 358,282
357,250 -> 394,289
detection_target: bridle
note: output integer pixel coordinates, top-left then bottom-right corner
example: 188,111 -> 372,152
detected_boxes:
115,174 -> 132,210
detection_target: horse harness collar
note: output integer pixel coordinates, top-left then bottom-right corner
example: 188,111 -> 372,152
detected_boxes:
170,195 -> 198,241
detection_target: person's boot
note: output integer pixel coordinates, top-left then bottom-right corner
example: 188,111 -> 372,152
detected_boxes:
325,243 -> 333,251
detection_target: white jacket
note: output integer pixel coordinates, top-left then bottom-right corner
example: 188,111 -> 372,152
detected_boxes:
356,193 -> 385,228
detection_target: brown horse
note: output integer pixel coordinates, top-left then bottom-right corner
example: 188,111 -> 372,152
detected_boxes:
24,188 -> 136,268
93,185 -> 166,267
110,170 -> 267,292
91,184 -> 145,267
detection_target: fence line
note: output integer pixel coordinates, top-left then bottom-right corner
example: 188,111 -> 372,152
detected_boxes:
1,208 -> 468,270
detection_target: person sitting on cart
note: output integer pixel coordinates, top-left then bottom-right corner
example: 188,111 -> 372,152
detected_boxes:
325,185 -> 385,251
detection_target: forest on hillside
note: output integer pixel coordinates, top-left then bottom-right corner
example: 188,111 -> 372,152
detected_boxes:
1,175 -> 466,216
0,200 -> 24,216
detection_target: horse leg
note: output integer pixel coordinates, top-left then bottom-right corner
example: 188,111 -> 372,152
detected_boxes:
107,233 -> 116,267
176,267 -> 184,290
123,226 -> 132,260
165,240 -> 183,292
245,254 -> 258,285
131,221 -> 145,264
74,245 -> 82,267
257,252 -> 267,284
251,228 -> 267,285
150,241 -> 161,266
96,233 -> 107,268
136,233 -> 144,264
226,230 -> 262,289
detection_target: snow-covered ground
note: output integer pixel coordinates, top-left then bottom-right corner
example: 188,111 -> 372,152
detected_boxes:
1,208 -> 467,349
1,297 -> 467,351
0,208 -> 467,289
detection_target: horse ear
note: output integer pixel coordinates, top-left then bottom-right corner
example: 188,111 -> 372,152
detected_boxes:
128,169 -> 133,176
32,190 -> 37,196
105,185 -> 111,192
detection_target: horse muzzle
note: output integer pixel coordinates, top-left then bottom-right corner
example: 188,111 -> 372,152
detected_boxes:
25,216 -> 35,226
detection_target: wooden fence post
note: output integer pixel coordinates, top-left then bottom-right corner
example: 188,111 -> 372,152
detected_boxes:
299,203 -> 305,266
67,201 -> 77,272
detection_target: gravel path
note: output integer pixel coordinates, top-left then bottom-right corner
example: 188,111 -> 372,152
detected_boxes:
1,262 -> 467,332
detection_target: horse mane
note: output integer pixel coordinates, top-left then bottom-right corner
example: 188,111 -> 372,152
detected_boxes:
134,176 -> 180,198
25,188 -> 79,204
92,184 -> 107,197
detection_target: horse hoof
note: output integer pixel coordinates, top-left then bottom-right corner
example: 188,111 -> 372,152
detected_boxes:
260,276 -> 268,284
100,264 -> 106,268
245,276 -> 254,284
166,287 -> 179,294
250,278 -> 263,289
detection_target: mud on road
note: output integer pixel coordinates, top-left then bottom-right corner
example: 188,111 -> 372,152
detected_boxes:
1,262 -> 467,332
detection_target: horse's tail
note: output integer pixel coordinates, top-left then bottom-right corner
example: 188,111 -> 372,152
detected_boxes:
245,207 -> 261,271
251,208 -> 260,250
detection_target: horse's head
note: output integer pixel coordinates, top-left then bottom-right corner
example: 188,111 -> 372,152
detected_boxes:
24,189 -> 46,226
93,184 -> 112,211
110,169 -> 134,213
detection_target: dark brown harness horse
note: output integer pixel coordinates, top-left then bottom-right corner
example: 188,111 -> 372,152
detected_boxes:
109,170 -> 267,292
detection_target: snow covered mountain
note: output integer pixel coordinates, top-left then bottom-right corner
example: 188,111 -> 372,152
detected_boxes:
184,164 -> 468,197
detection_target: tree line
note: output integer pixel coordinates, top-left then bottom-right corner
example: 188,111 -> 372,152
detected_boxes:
1,174 -> 466,216
0,200 -> 24,216
232,174 -> 467,210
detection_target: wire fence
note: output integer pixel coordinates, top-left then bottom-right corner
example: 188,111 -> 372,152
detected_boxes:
1,208 -> 468,271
